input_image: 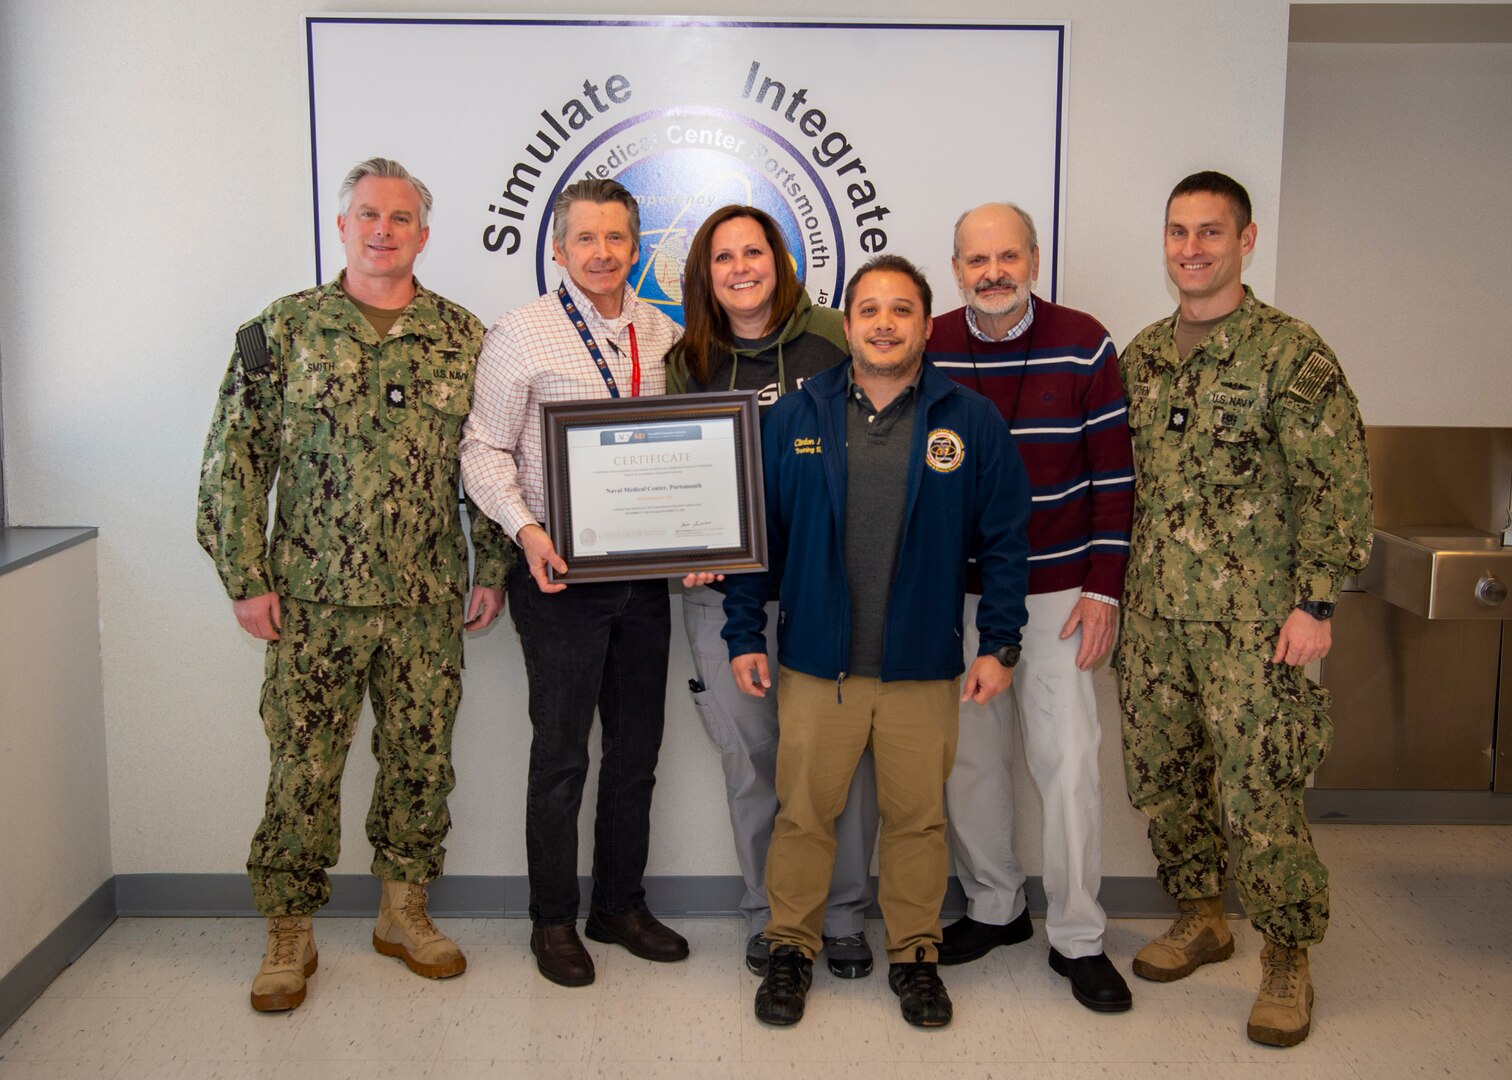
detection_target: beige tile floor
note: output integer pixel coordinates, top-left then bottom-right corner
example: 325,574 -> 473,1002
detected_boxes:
2,824 -> 1508,1079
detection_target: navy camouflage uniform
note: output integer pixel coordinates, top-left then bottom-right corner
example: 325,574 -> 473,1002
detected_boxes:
197,274 -> 511,916
1116,286 -> 1371,947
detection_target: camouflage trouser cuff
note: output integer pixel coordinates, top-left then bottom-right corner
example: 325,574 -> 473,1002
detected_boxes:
249,866 -> 331,918
370,853 -> 445,885
1251,890 -> 1330,949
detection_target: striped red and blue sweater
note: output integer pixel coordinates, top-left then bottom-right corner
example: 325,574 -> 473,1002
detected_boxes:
928,297 -> 1133,599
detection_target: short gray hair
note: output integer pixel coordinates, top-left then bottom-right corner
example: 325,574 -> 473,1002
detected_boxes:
338,157 -> 433,229
952,202 -> 1038,257
551,177 -> 641,251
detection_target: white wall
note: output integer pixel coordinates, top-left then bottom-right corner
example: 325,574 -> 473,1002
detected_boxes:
1276,40 -> 1512,427
0,541 -> 111,969
2,1 -> 1449,892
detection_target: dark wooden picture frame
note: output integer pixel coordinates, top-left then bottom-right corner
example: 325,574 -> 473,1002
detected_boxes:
540,391 -> 768,583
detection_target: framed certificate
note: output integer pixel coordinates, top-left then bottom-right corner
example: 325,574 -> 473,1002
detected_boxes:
540,391 -> 768,583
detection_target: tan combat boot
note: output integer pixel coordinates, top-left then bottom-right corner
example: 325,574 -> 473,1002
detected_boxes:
250,915 -> 317,1012
372,879 -> 466,978
1132,896 -> 1234,982
1248,940 -> 1314,1046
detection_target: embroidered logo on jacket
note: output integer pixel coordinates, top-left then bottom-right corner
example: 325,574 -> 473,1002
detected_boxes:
925,428 -> 965,473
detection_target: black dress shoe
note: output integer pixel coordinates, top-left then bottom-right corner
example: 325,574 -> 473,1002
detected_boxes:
584,906 -> 690,962
937,909 -> 1033,965
1049,948 -> 1133,1013
530,922 -> 595,987
755,946 -> 813,1026
888,947 -> 953,1027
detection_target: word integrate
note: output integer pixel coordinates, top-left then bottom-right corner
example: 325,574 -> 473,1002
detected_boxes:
740,61 -> 892,254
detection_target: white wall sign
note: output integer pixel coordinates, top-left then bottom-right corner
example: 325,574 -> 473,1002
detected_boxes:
308,16 -> 1068,326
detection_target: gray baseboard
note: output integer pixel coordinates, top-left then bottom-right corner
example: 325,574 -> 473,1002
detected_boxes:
111,872 -> 1188,920
0,879 -> 114,1041
111,873 -> 760,919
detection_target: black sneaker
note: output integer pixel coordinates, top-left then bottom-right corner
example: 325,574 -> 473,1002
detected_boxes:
754,945 -> 813,1026
745,932 -> 771,976
888,946 -> 953,1027
822,932 -> 873,979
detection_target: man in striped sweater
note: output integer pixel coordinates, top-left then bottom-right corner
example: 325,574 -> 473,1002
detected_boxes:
928,202 -> 1135,1012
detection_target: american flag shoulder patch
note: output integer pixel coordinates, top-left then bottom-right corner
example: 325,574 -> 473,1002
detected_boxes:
236,323 -> 271,374
1286,350 -> 1334,404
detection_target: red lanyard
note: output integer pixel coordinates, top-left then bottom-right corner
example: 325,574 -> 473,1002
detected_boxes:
627,324 -> 641,398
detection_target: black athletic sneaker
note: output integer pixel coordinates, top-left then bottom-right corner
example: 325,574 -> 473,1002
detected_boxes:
754,945 -> 813,1026
888,946 -> 953,1027
745,932 -> 771,976
823,932 -> 873,979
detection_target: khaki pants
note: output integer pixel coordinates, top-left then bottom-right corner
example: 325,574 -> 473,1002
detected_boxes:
681,587 -> 878,937
766,668 -> 960,963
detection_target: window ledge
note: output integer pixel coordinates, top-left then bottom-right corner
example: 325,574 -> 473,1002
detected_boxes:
0,527 -> 99,577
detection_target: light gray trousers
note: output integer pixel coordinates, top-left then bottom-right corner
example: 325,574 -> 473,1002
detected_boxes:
946,588 -> 1109,958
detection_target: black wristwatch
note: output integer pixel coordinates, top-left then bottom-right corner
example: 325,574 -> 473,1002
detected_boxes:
990,644 -> 1021,668
1295,600 -> 1335,621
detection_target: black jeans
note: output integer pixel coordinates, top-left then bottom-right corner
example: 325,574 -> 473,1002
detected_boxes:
507,560 -> 672,924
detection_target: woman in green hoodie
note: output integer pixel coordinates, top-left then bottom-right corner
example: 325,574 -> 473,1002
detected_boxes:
668,205 -> 879,979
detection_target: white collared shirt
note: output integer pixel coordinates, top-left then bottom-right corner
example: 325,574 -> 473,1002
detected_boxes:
460,277 -> 682,541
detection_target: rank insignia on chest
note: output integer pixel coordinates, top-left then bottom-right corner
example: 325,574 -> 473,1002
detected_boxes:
1166,406 -> 1190,434
386,383 -> 407,407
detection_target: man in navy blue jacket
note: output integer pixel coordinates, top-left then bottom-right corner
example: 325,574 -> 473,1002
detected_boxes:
723,255 -> 1031,1029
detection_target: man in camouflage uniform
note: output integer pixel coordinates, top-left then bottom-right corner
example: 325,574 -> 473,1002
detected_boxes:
1117,171 -> 1371,1047
197,157 -> 510,1013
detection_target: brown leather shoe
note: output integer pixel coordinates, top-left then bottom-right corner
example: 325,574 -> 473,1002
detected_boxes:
530,922 -> 595,987
584,906 -> 690,962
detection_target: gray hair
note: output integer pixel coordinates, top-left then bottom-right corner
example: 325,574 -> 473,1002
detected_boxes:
952,202 -> 1038,257
338,158 -> 433,229
551,177 -> 641,251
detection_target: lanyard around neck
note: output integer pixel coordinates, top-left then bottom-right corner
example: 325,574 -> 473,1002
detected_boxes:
966,307 -> 1035,427
558,284 -> 640,398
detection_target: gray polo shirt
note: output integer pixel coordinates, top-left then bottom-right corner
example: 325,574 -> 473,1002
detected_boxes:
843,363 -> 923,678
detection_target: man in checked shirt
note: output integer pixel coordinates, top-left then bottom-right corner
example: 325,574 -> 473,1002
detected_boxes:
460,178 -> 687,988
